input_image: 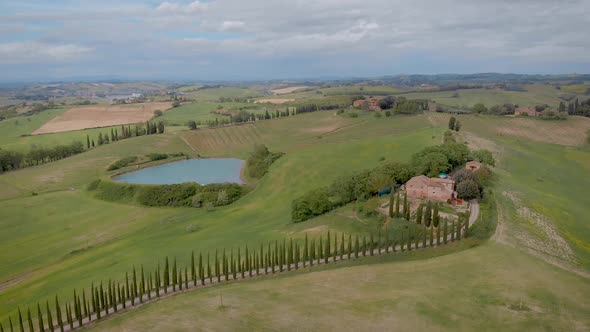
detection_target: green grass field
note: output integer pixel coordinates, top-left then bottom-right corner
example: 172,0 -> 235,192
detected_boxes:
85,243 -> 590,331
1,94 -> 589,330
398,84 -> 569,109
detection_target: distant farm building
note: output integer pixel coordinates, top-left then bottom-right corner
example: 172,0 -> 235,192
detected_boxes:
406,175 -> 456,202
465,161 -> 482,171
515,107 -> 539,117
352,97 -> 383,111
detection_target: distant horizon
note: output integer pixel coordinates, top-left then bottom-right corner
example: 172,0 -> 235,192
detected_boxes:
2,72 -> 590,85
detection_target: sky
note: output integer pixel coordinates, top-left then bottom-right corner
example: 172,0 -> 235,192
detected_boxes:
0,0 -> 589,82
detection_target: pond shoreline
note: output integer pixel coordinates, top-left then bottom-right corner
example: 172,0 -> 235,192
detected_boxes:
112,158 -> 245,185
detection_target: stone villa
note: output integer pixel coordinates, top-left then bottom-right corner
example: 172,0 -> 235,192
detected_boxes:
405,175 -> 456,202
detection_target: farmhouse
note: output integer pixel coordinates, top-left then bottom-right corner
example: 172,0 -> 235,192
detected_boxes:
405,175 -> 456,202
352,97 -> 383,111
465,160 -> 482,171
515,107 -> 539,117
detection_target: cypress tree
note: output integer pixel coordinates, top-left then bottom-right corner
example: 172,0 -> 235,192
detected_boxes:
267,243 -> 272,273
82,290 -> 87,318
325,232 -> 330,264
456,217 -> 462,240
231,248 -> 236,279
207,253 -> 212,284
172,259 -> 177,290
94,289 -> 101,319
388,189 -> 394,218
430,226 -> 434,246
304,234 -> 309,267
395,192 -> 400,217
282,239 -> 287,271
164,257 -> 170,289
222,248 -> 227,280
422,227 -> 427,248
415,228 -> 420,249
385,229 -> 390,253
433,203 -> 440,227
424,201 -> 432,227
215,250 -> 220,282
402,192 -> 408,220
362,235 -> 367,256
9,317 -> 14,332
155,268 -> 160,298
141,265 -> 146,302
407,228 -> 412,251
46,301 -> 54,332
37,303 -> 44,332
370,233 -> 374,256
436,223 -> 441,245
54,297 -> 62,332
18,308 -> 25,332
288,239 -> 293,271
147,274 -> 152,300
191,251 -> 196,285
260,244 -> 264,274
199,252 -> 204,285
333,232 -> 338,260
348,233 -> 352,259
86,135 -> 90,149
354,235 -> 359,258
444,219 -> 448,244
451,221 -> 455,241
340,233 -> 345,261
27,307 -> 34,332
416,204 -> 423,224
309,239 -> 315,266
318,237 -> 323,264
65,304 -> 73,330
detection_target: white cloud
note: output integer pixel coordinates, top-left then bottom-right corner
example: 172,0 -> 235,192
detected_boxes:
220,20 -> 245,31
0,42 -> 92,64
156,1 -> 206,14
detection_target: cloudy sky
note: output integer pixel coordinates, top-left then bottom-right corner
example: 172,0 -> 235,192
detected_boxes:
0,0 -> 589,81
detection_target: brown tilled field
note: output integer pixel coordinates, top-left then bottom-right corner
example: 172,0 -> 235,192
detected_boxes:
255,98 -> 295,104
270,86 -> 308,94
32,102 -> 172,135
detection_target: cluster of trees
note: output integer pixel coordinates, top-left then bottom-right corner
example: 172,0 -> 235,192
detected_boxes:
292,140 -> 495,222
452,166 -> 492,200
106,153 -> 178,171
246,144 -> 284,178
3,229 -> 468,332
447,117 -> 462,132
90,121 -> 165,148
472,102 -> 516,115
88,180 -> 245,208
0,141 -> 85,173
185,103 -> 339,130
392,97 -> 428,114
559,99 -> 590,117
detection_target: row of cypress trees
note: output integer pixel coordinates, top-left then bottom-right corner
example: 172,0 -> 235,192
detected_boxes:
2,227 -> 468,332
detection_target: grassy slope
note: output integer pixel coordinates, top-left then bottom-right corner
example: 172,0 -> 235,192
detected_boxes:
0,113 -> 440,323
86,243 -> 590,332
399,84 -> 567,109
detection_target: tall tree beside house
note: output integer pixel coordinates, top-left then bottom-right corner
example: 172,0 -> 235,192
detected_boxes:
157,121 -> 165,134
348,233 -> 352,259
304,234 -> 308,267
424,201 -> 432,227
354,234 -> 360,258
454,120 -> 462,132
448,116 -> 456,130
86,135 -> 90,149
395,192 -> 400,217
402,192 -> 408,220
433,203 -> 440,227
388,189 -> 394,218
444,219 -> 448,244
199,252 -> 204,285
340,233 -> 345,260
416,204 -> 423,224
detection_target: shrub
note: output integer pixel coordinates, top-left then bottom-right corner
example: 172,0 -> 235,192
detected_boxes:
136,183 -> 199,206
246,144 -> 284,178
94,181 -> 138,202
470,149 -> 495,166
146,153 -> 168,161
292,187 -> 333,223
107,156 -> 138,171
153,110 -> 163,117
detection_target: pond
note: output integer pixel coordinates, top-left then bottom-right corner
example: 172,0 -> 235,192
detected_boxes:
113,158 -> 244,185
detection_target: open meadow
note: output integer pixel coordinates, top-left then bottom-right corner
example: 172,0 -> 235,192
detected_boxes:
1,85 -> 590,330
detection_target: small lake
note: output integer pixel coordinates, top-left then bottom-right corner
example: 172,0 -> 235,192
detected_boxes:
113,158 -> 244,185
